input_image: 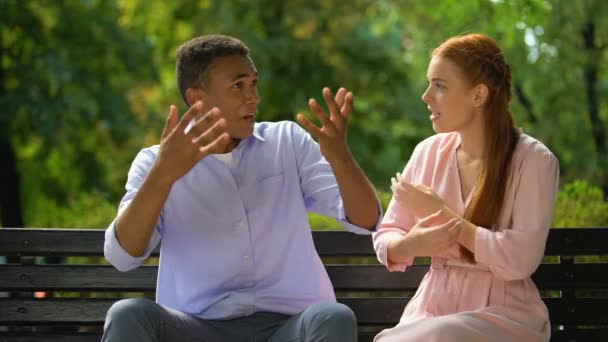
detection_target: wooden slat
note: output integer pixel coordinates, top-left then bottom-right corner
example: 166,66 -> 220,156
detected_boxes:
0,333 -> 101,342
0,265 -> 157,292
2,228 -> 608,257
531,263 -> 608,289
2,228 -> 608,342
546,228 -> 608,255
0,229 -> 117,257
2,263 -> 608,292
552,330 -> 608,342
2,298 -> 608,326
1,329 -> 606,342
312,231 -> 375,256
0,299 -> 112,324
0,332 -> 371,342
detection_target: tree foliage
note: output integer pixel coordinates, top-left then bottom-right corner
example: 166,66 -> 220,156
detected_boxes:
1,0 -> 606,227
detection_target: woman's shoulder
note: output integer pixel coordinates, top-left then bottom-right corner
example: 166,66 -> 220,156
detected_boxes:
514,132 -> 559,169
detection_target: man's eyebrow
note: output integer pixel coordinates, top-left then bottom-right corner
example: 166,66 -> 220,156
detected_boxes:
430,77 -> 447,82
230,72 -> 258,82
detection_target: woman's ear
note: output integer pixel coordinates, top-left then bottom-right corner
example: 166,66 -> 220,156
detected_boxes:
473,83 -> 489,107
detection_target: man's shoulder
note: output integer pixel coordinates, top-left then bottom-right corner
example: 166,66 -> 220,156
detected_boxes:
138,145 -> 160,158
130,145 -> 160,167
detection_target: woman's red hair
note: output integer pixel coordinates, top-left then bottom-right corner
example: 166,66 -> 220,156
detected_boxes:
432,33 -> 519,261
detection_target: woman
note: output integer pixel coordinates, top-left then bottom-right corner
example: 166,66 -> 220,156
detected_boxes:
373,33 -> 559,341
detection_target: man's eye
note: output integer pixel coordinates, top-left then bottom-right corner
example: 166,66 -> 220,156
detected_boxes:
232,82 -> 242,89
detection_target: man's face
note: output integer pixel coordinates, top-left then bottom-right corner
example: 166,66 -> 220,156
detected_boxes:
199,55 -> 260,142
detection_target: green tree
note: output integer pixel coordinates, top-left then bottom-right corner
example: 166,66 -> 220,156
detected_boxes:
0,0 -> 155,227
2,0 -> 606,228
394,0 -> 608,193
117,0 -> 429,187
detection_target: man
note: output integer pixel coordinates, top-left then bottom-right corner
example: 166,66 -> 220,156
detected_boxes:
103,34 -> 380,342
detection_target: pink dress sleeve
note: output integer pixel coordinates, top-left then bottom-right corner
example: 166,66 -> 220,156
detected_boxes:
474,143 -> 560,281
373,146 -> 421,272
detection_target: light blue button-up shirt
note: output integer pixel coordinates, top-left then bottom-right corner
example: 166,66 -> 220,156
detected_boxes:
104,121 -> 380,319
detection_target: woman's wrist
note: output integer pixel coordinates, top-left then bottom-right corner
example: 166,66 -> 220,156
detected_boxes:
388,234 -> 417,263
457,220 -> 477,252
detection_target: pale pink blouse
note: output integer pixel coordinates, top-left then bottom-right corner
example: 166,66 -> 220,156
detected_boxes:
373,132 -> 559,341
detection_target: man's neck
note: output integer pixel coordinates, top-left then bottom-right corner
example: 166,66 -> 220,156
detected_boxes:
223,138 -> 241,153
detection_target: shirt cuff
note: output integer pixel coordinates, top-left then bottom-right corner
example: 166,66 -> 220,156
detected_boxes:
374,231 -> 413,271
104,220 -> 148,271
473,226 -> 494,264
338,196 -> 383,235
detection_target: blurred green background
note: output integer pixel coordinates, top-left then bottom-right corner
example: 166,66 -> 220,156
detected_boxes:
1,0 -> 607,230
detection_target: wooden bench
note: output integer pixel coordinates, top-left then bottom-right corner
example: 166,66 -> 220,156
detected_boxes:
1,228 -> 607,341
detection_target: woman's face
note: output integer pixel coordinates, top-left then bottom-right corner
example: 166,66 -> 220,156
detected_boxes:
421,56 -> 481,134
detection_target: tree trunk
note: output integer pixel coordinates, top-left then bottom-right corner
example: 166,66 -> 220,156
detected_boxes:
0,140 -> 24,227
0,10 -> 24,228
582,20 -> 606,155
581,19 -> 608,195
514,83 -> 537,124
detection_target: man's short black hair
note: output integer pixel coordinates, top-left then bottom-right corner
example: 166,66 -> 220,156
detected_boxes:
176,35 -> 250,106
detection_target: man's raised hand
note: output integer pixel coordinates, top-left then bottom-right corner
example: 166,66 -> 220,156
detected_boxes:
155,101 -> 230,185
297,87 -> 353,163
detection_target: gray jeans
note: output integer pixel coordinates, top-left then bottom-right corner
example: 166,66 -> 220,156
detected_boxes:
101,298 -> 357,342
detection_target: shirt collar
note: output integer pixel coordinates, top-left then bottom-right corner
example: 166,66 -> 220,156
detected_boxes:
251,123 -> 265,142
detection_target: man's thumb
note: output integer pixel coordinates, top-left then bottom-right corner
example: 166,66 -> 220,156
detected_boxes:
161,105 -> 179,141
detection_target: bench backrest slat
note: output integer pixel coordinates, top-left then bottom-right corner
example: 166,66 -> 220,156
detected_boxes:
2,228 -> 608,256
1,227 -> 607,341
1,264 -> 607,292
2,297 -> 608,326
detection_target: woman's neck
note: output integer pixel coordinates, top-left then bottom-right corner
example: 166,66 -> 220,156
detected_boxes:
457,115 -> 486,160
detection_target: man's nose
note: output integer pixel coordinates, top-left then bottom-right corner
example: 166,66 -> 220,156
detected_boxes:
245,88 -> 260,104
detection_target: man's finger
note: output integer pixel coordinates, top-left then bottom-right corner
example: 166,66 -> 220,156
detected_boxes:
193,118 -> 226,146
335,87 -> 347,110
199,133 -> 231,157
322,87 -> 344,129
178,101 -> 205,131
297,113 -> 322,138
161,105 -> 179,141
323,87 -> 341,117
190,107 -> 221,136
341,92 -> 354,120
308,98 -> 333,129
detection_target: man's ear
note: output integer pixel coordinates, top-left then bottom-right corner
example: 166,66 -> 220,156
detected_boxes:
185,87 -> 204,107
473,83 -> 489,107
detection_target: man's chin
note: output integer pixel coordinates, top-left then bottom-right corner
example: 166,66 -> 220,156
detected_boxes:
230,128 -> 254,141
